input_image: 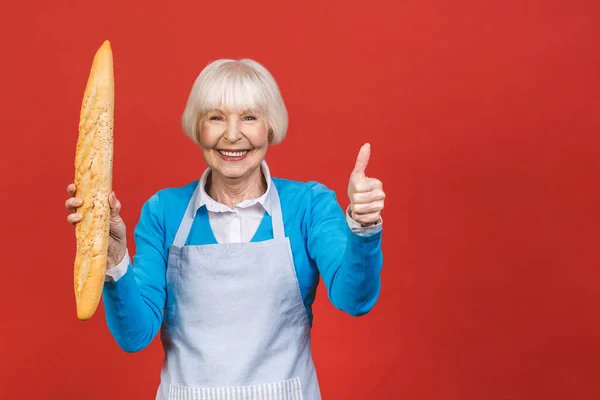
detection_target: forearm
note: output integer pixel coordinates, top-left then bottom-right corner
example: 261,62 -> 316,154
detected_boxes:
102,260 -> 164,353
328,229 -> 383,316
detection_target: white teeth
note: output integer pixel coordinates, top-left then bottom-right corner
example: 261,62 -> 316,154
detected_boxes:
219,150 -> 248,157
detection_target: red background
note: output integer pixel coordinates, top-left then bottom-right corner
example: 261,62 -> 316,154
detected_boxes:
1,0 -> 599,399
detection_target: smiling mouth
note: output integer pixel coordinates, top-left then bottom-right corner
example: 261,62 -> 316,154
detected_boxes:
217,149 -> 250,158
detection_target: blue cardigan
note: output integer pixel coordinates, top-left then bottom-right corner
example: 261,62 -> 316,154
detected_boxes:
102,178 -> 384,353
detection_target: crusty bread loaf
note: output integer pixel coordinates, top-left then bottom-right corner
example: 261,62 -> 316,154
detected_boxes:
73,40 -> 114,320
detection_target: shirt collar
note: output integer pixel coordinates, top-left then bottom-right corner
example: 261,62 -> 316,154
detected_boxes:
194,160 -> 273,216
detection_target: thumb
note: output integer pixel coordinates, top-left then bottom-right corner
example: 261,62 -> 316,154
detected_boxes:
109,191 -> 121,217
353,143 -> 371,176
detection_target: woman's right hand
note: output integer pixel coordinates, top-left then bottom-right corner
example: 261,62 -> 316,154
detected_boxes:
65,184 -> 128,269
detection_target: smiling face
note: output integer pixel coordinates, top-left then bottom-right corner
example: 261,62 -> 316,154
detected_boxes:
198,107 -> 270,181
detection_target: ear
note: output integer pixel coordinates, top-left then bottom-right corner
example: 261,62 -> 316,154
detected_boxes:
195,126 -> 202,145
268,128 -> 274,144
195,114 -> 207,144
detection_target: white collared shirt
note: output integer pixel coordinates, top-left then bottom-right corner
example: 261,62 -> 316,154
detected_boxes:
106,161 -> 381,282
195,161 -> 275,244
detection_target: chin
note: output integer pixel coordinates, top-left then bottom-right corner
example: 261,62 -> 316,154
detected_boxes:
214,162 -> 255,179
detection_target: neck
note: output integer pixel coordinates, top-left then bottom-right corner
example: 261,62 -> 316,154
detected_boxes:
207,166 -> 267,208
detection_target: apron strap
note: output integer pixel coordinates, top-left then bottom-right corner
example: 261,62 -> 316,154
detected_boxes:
269,182 -> 285,240
172,184 -> 201,248
172,177 -> 286,247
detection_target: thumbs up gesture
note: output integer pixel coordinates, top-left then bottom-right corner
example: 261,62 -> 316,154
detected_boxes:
348,143 -> 386,226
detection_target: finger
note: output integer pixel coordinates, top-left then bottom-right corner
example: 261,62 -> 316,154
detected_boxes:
353,143 -> 371,175
67,213 -> 83,225
354,177 -> 382,193
350,200 -> 385,215
65,197 -> 83,212
109,192 -> 121,216
67,184 -> 76,196
350,190 -> 386,204
351,211 -> 381,226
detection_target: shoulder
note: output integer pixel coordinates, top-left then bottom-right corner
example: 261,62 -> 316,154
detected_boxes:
273,177 -> 342,221
141,180 -> 199,216
273,177 -> 337,201
153,180 -> 198,203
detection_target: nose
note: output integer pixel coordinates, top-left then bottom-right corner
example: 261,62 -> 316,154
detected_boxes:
224,118 -> 242,143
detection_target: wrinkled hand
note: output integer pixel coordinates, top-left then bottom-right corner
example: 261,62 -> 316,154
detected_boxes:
65,184 -> 127,269
347,143 -> 385,226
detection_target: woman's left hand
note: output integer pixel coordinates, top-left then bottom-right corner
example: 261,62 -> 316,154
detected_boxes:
347,143 -> 386,226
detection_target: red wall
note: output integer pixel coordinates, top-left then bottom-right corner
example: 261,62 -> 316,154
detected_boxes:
1,1 -> 599,399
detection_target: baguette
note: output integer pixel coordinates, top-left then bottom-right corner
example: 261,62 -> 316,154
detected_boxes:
73,40 -> 114,320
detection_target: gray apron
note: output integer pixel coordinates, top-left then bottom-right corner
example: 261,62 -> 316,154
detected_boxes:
156,182 -> 321,400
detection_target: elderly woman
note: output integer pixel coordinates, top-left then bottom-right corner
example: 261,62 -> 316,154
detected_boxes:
65,59 -> 385,400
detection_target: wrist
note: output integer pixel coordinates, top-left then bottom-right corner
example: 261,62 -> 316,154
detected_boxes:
107,246 -> 127,270
347,208 -> 378,227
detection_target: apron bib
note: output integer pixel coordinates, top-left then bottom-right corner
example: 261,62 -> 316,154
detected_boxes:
156,182 -> 321,400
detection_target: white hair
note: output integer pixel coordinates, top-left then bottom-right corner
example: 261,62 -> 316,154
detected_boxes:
181,59 -> 288,145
